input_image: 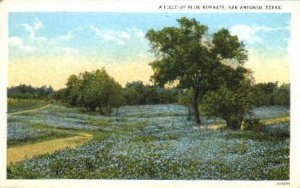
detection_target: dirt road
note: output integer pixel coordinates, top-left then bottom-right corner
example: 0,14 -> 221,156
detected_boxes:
7,133 -> 93,165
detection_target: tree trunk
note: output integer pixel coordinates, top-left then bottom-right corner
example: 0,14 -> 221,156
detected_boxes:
225,114 -> 243,130
99,106 -> 104,115
193,89 -> 201,124
90,105 -> 96,112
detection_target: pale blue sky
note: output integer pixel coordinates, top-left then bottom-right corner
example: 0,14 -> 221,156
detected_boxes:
8,13 -> 291,89
9,13 -> 290,60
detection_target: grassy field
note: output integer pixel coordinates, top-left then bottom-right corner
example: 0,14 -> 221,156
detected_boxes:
8,98 -> 50,113
7,100 -> 289,180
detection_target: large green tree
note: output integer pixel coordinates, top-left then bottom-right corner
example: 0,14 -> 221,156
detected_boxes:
66,68 -> 124,115
146,17 -> 247,124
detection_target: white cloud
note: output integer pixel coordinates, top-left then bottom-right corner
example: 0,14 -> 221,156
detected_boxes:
35,36 -> 48,43
12,18 -> 84,55
229,25 -> 263,44
23,17 -> 43,39
229,24 -> 289,45
119,31 -> 130,40
89,25 -> 145,45
9,37 -> 35,53
58,32 -> 73,41
12,20 -> 147,56
89,25 -> 100,34
57,26 -> 84,41
18,17 -> 51,52
102,29 -> 126,45
9,37 -> 23,46
90,25 -> 126,45
131,28 -> 145,39
61,47 -> 79,54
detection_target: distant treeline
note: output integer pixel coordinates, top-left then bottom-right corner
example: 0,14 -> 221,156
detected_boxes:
52,69 -> 179,114
8,85 -> 54,99
7,76 -> 289,110
253,82 -> 290,107
123,81 -> 178,105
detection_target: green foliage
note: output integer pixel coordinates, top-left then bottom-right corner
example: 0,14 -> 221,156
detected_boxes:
123,87 -> 142,105
124,81 -> 148,105
124,81 -> 178,105
8,84 -> 54,99
53,88 -> 68,101
7,104 -> 289,180
8,98 -> 49,113
273,84 -> 290,107
146,17 -> 247,124
201,67 -> 255,129
253,82 -> 277,106
178,89 -> 193,106
212,28 -> 247,63
65,68 -> 124,115
253,82 -> 290,107
159,88 -> 178,104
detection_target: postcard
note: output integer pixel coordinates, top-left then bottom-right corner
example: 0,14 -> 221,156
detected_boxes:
0,0 -> 299,188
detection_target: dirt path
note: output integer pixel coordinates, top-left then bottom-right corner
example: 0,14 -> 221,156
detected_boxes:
7,104 -> 52,117
261,116 -> 289,125
7,133 -> 93,165
195,116 -> 289,130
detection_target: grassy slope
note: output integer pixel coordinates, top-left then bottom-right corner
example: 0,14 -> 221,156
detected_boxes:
8,98 -> 50,113
7,103 -> 289,180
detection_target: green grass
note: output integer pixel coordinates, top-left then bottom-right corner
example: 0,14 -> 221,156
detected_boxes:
7,103 -> 290,180
7,129 -> 76,147
8,98 -> 50,113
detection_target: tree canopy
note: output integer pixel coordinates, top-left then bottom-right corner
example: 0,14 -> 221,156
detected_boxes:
146,17 -> 248,124
65,68 -> 124,115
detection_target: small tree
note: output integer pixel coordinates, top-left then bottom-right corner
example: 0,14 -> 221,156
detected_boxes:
65,68 -> 124,115
201,67 -> 255,129
65,74 -> 82,106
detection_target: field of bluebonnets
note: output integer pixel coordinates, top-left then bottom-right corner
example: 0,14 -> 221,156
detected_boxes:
7,100 -> 289,180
